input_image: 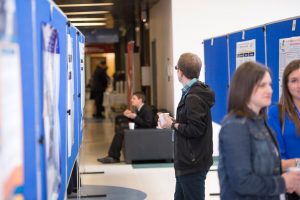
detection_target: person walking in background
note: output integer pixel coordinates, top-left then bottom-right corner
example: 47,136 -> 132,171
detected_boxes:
160,53 -> 215,200
91,60 -> 109,119
268,60 -> 300,199
98,91 -> 156,163
218,61 -> 300,200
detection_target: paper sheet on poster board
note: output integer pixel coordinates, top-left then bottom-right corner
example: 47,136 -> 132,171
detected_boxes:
0,42 -> 24,200
42,23 -> 61,200
279,36 -> 300,97
236,39 -> 256,68
67,34 -> 74,157
79,42 -> 85,130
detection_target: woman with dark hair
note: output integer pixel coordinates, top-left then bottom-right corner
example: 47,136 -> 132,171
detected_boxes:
218,61 -> 300,200
268,60 -> 300,199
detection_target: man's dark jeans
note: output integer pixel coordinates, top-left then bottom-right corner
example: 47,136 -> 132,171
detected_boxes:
174,170 -> 208,200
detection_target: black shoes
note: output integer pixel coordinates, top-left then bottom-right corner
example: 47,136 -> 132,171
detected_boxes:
97,156 -> 120,164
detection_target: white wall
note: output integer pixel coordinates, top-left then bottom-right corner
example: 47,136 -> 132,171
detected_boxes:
149,0 -> 173,113
172,0 -> 299,114
171,0 -> 300,114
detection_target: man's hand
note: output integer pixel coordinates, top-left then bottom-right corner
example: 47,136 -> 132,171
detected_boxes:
123,109 -> 137,119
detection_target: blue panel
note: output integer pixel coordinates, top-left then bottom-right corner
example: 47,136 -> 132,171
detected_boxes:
204,36 -> 229,123
266,18 -> 300,102
51,7 -> 68,200
16,0 -> 38,199
228,27 -> 266,80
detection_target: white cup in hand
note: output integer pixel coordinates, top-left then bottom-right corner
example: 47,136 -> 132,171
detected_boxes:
129,122 -> 135,130
159,113 -> 169,128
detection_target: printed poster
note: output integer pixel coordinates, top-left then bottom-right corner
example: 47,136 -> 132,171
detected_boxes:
236,39 -> 256,68
67,34 -> 74,157
42,24 -> 61,200
279,36 -> 300,97
0,42 -> 23,200
79,41 -> 85,131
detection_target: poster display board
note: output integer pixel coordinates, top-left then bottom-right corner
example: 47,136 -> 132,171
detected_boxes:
0,0 -> 24,199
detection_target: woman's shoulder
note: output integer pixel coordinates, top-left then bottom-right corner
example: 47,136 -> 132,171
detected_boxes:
222,114 -> 248,127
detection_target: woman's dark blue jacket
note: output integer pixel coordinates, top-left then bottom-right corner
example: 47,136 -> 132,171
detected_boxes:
218,114 -> 286,200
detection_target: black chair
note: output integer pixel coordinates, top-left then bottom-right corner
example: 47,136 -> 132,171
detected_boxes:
123,129 -> 174,164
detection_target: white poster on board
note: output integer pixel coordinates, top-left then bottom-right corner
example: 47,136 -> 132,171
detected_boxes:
236,39 -> 256,68
79,42 -> 85,130
42,24 -> 61,200
279,36 -> 300,97
67,34 -> 74,157
0,42 -> 24,200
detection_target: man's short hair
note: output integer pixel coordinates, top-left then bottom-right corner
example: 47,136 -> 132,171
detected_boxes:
100,60 -> 106,65
133,91 -> 145,103
177,53 -> 202,79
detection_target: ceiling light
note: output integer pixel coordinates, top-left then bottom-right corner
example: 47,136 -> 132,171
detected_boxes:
69,18 -> 106,22
58,3 -> 114,8
72,22 -> 107,27
65,11 -> 109,15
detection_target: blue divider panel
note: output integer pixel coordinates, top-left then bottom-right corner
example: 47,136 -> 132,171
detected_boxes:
228,27 -> 266,80
16,0 -> 38,199
16,1 -> 85,199
204,36 -> 229,123
266,18 -> 300,102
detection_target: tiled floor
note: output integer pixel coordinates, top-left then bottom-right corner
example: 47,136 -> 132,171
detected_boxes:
77,98 -> 220,200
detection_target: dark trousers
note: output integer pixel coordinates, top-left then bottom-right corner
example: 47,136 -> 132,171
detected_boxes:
108,116 -> 129,159
94,91 -> 104,116
174,170 -> 208,200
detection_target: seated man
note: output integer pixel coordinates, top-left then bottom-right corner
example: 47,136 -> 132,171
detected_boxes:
98,91 -> 156,163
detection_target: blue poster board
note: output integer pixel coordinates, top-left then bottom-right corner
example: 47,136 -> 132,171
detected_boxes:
228,26 -> 266,79
266,18 -> 300,102
16,0 -> 85,199
204,36 -> 229,123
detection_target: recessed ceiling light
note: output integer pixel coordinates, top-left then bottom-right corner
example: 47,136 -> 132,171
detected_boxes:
58,3 -> 114,8
72,22 -> 107,27
65,11 -> 109,15
69,18 -> 106,22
